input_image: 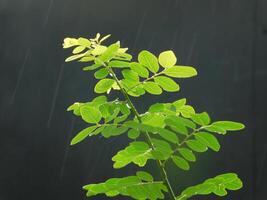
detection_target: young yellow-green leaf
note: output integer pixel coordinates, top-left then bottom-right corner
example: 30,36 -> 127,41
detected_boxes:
112,141 -> 153,168
154,76 -> 180,92
212,121 -> 245,131
94,79 -> 115,93
178,148 -> 196,162
156,127 -> 179,144
138,50 -> 159,73
109,60 -> 130,68
70,125 -> 98,145
72,46 -> 86,54
63,38 -> 78,48
80,106 -> 102,124
141,113 -> 165,128
143,82 -> 162,95
163,66 -> 197,78
195,132 -> 220,152
78,37 -> 91,47
99,34 -> 111,44
191,112 -> 211,126
91,45 -> 107,55
94,68 -> 109,79
158,50 -> 177,68
136,171 -> 153,182
186,139 -> 208,152
130,62 -> 149,78
65,52 -> 86,62
79,56 -> 95,62
172,155 -> 190,170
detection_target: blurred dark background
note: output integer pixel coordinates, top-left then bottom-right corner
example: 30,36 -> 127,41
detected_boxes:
0,0 -> 267,199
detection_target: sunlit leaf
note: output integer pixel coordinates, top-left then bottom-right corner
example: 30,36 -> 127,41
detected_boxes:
138,50 -> 159,73
195,132 -> 220,152
186,139 -> 208,153
154,76 -> 180,92
158,50 -> 177,68
112,141 -> 153,168
71,125 -> 98,145
130,62 -> 149,78
191,112 -> 211,126
80,106 -> 102,124
94,79 -> 115,93
163,66 -> 197,78
94,68 -> 109,79
143,82 -> 162,95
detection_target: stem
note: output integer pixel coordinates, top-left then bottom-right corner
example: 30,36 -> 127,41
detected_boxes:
106,66 -> 177,200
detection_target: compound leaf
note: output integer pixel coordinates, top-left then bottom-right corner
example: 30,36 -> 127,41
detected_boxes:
112,141 -> 153,168
176,173 -> 243,200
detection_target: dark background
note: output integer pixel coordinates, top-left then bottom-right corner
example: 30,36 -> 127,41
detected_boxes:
0,0 -> 266,199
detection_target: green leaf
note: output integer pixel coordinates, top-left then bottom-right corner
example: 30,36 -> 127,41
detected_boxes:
156,127 -> 179,144
83,174 -> 167,200
163,66 -> 197,78
70,125 -> 98,145
191,112 -> 211,126
65,52 -> 86,62
99,43 -> 120,62
109,60 -> 130,68
179,105 -> 195,118
158,50 -> 177,68
130,62 -> 149,78
138,50 -> 159,73
127,129 -> 140,139
176,173 -> 243,200
154,76 -> 180,92
94,68 -> 109,79
79,56 -> 95,62
102,125 -> 128,138
151,138 -> 173,160
165,116 -> 188,135
204,125 -> 226,134
136,171 -> 153,182
173,98 -> 186,109
94,79 -> 115,93
112,141 -> 153,168
178,148 -> 196,162
122,69 -> 139,82
143,82 -> 162,95
142,113 -> 165,128
172,155 -> 190,170
186,139 -> 208,152
80,106 -> 102,124
194,132 -> 220,152
212,121 -> 245,131
83,63 -> 102,71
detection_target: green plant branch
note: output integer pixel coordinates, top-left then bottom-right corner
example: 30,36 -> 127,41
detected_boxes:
104,64 -> 177,200
126,71 -> 164,93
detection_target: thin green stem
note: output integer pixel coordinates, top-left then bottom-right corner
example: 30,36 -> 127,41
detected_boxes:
105,65 -> 176,200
